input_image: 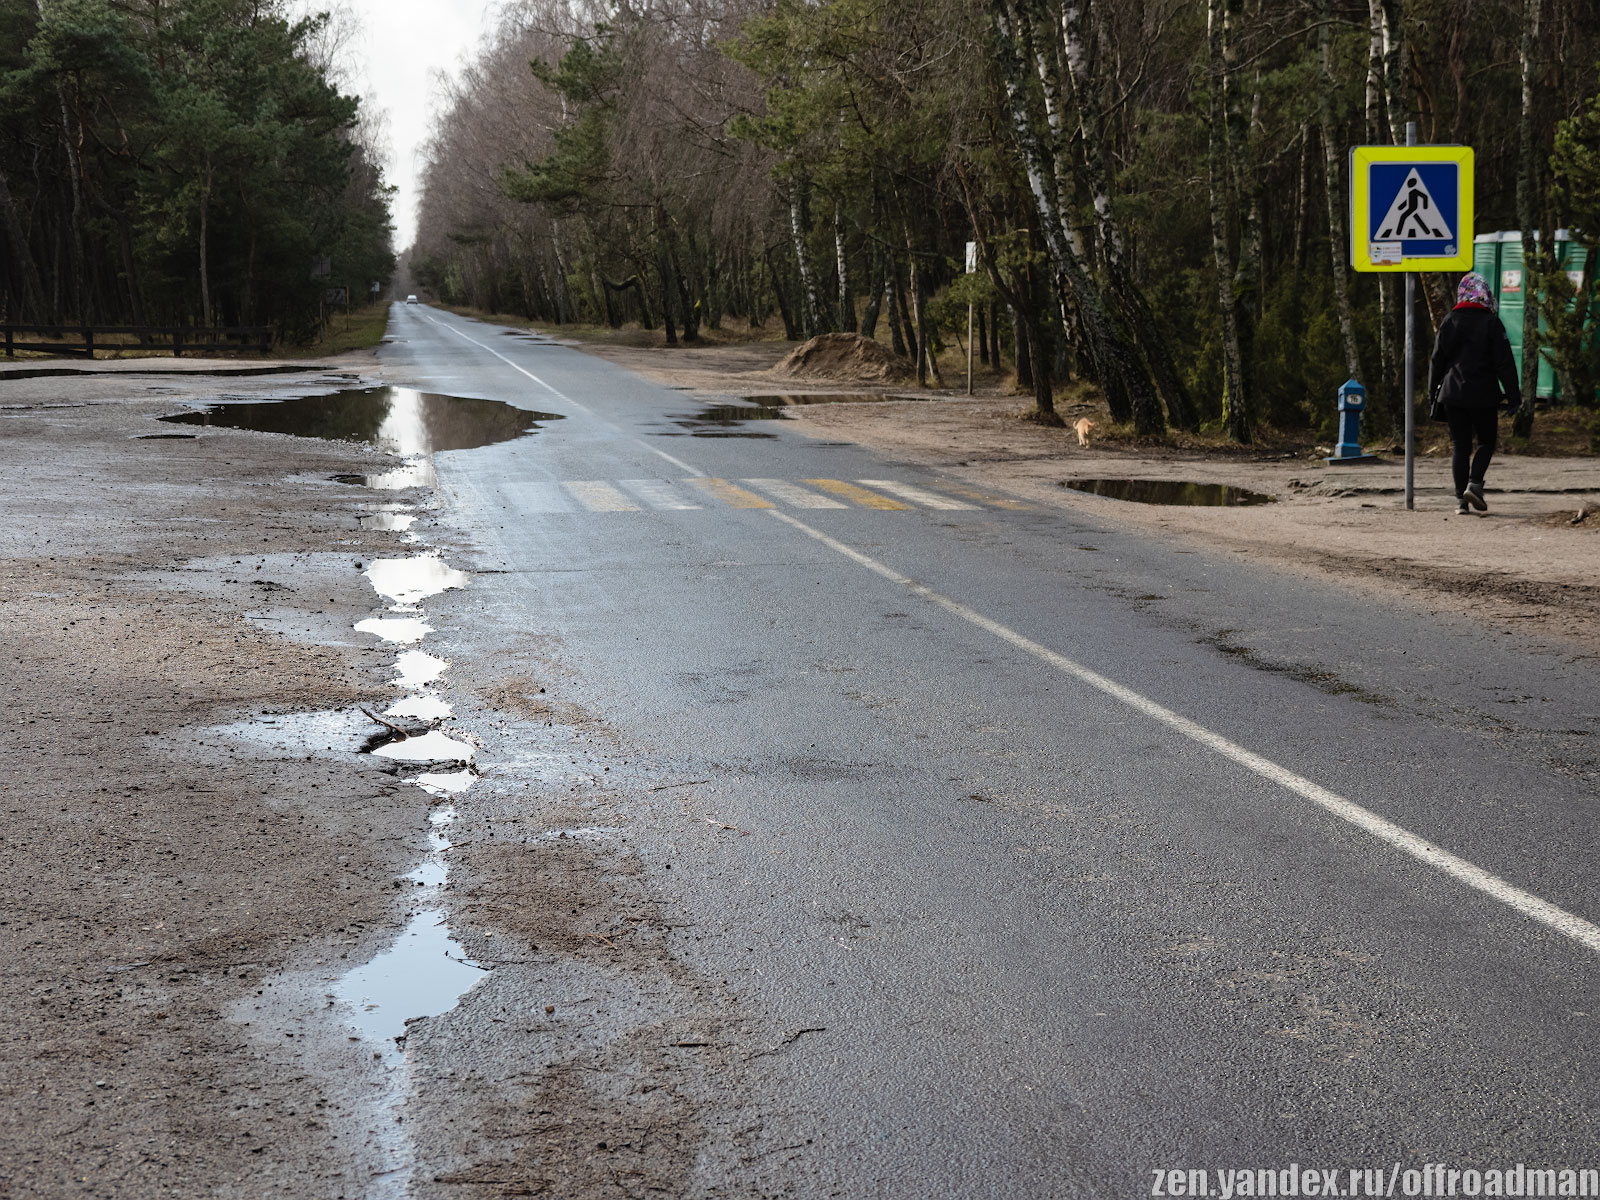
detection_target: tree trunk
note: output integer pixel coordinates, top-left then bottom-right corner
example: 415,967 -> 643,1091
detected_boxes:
787,183 -> 827,336
858,243 -> 882,337
199,157 -> 213,329
1206,0 -> 1250,442
1057,0 -> 1188,430
990,0 -> 1152,429
764,247 -> 800,340
977,304 -> 989,365
834,204 -> 852,331
989,302 -> 1001,369
1514,0 -> 1542,437
1318,3 -> 1363,384
1012,304 -> 1032,390
0,167 -> 45,322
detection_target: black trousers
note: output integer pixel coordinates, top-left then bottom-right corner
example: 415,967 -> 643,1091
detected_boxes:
1446,406 -> 1498,495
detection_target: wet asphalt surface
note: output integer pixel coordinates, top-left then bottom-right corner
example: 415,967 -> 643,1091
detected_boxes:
382,305 -> 1600,1194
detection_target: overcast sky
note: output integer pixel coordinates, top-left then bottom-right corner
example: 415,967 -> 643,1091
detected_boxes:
302,0 -> 500,251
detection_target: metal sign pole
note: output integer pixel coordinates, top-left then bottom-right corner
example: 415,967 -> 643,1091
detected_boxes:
1404,120 -> 1417,511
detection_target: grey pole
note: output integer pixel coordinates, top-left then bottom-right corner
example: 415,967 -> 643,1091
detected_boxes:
1404,120 -> 1417,511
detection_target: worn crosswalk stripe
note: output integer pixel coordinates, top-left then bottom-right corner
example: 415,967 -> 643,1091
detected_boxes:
740,478 -> 847,509
564,481 -> 640,512
937,482 -> 1031,511
857,479 -> 976,510
804,479 -> 911,510
689,478 -> 774,508
618,479 -> 701,510
504,481 -> 575,513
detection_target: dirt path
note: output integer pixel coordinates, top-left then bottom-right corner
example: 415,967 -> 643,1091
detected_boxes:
573,341 -> 1600,656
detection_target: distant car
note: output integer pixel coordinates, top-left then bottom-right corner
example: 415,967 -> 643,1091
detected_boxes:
405,294 -> 419,305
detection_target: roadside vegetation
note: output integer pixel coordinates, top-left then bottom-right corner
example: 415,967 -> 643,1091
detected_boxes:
0,0 -> 395,347
411,0 -> 1600,445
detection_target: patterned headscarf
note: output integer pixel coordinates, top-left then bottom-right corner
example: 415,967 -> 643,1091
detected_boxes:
1456,272 -> 1495,310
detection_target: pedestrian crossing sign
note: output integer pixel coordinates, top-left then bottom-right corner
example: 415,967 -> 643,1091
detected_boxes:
1350,145 -> 1474,272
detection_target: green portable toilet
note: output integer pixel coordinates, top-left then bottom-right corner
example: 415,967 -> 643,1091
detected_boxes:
1498,233 -> 1527,378
1473,234 -> 1501,303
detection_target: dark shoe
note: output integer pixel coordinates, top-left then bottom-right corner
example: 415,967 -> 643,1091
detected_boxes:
1465,480 -> 1488,511
1456,496 -> 1471,515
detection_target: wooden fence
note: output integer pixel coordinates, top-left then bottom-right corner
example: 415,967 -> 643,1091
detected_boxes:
2,325 -> 272,359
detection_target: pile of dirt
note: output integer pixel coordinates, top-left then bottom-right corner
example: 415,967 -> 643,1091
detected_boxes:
770,332 -> 915,384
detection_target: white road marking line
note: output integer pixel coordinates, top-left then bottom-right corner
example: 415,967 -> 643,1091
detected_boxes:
502,482 -> 573,513
858,479 -> 977,510
767,508 -> 1600,956
617,479 -> 701,510
565,481 -> 639,512
422,313 -> 705,477
740,478 -> 847,509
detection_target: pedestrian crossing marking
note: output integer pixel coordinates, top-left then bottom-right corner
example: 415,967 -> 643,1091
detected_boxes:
498,477 -> 1004,514
618,479 -> 700,509
937,482 -> 1031,510
689,477 -> 773,508
505,481 -> 575,512
565,480 -> 639,511
858,479 -> 977,510
741,478 -> 847,509
804,479 -> 911,510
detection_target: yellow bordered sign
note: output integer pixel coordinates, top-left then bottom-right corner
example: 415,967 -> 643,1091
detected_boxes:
1350,145 -> 1474,272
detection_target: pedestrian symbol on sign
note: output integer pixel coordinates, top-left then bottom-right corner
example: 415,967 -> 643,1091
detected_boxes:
1376,170 -> 1452,240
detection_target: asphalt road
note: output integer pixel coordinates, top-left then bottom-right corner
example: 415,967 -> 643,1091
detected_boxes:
380,303 -> 1600,1196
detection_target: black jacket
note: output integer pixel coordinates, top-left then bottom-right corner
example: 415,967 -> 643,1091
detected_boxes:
1428,305 -> 1522,412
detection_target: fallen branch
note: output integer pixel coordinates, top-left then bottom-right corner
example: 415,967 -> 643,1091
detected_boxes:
359,707 -> 409,736
647,779 -> 711,791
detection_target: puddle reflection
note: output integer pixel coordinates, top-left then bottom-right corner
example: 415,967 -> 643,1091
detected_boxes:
335,910 -> 485,1045
1061,478 -> 1276,507
162,386 -> 562,452
365,555 -> 468,610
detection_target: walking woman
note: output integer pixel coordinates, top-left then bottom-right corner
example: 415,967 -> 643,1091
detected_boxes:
1427,272 -> 1522,514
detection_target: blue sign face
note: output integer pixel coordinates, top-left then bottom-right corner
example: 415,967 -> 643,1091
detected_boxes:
1367,162 -> 1461,259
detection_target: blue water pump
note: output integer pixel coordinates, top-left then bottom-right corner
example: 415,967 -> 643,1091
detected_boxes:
1326,379 -> 1378,463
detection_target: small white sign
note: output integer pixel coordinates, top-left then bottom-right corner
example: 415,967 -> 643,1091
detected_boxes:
965,241 -> 978,273
1370,241 -> 1404,264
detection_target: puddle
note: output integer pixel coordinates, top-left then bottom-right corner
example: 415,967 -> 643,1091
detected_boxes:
360,509 -> 416,533
1061,479 -> 1276,507
365,555 -> 468,610
666,394 -> 930,438
135,432 -> 197,440
386,694 -> 453,721
211,707 -> 378,755
355,616 -> 434,644
372,729 -> 476,764
335,910 -> 485,1045
743,393 -> 926,406
161,386 -> 562,451
412,769 -> 477,796
394,651 -> 447,687
667,402 -> 786,437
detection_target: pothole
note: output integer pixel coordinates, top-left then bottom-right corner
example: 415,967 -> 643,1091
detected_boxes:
365,555 -> 468,611
160,385 -> 562,450
1061,478 -> 1276,506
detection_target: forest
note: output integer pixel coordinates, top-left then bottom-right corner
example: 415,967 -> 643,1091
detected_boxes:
411,0 -> 1600,442
0,0 -> 395,343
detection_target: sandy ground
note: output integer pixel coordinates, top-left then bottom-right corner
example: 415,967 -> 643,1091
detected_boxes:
574,340 -> 1600,657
